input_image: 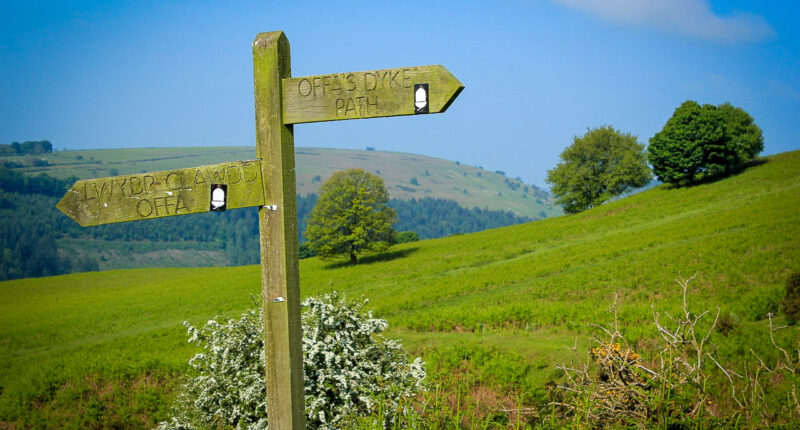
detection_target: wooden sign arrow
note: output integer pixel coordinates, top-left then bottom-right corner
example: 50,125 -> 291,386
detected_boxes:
56,160 -> 265,226
281,65 -> 464,124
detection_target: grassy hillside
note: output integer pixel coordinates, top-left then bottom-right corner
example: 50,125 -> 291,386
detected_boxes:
2,146 -> 559,219
1,151 -> 798,427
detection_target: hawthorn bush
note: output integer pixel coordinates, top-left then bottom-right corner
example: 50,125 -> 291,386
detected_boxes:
157,293 -> 425,430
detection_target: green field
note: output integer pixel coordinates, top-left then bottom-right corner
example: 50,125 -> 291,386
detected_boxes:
2,146 -> 559,219
1,151 -> 798,428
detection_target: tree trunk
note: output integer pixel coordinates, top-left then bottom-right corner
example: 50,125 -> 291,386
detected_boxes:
350,252 -> 357,265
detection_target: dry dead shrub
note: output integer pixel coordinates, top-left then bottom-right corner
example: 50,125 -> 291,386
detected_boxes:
552,275 -> 800,429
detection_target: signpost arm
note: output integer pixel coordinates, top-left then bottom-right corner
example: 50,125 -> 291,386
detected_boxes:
252,31 -> 305,429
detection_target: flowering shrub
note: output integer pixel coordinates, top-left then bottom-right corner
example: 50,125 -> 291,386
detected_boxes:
157,293 -> 425,430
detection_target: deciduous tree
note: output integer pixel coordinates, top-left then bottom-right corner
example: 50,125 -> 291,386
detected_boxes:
648,101 -> 763,186
305,169 -> 396,264
546,125 -> 651,214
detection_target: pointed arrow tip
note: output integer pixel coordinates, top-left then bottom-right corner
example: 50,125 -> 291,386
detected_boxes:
57,184 -> 88,226
438,66 -> 464,113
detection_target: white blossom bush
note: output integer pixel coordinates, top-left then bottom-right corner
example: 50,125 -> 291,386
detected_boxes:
157,292 -> 425,430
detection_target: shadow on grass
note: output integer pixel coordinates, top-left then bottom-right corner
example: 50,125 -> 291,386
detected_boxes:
323,247 -> 420,270
662,158 -> 769,189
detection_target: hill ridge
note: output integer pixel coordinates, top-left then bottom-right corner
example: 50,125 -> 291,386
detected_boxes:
1,146 -> 560,219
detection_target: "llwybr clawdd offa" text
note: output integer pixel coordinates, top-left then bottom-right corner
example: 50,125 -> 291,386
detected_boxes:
69,161 -> 260,218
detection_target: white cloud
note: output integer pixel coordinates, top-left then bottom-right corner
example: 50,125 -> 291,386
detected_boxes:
552,0 -> 774,43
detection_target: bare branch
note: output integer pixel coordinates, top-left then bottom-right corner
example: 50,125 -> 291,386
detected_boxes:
768,313 -> 793,371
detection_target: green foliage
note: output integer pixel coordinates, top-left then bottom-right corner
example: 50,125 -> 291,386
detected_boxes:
737,283 -> 782,321
395,231 -> 419,244
0,167 -> 76,197
158,293 -> 424,430
718,102 -> 764,162
298,242 -> 317,259
648,101 -> 763,185
716,311 -> 737,336
305,169 -> 397,264
31,157 -> 49,167
0,184 -> 260,280
0,191 -> 92,280
783,272 -> 800,324
2,160 -> 22,168
389,197 -> 531,239
546,125 -> 651,213
648,101 -> 729,185
0,140 -> 52,155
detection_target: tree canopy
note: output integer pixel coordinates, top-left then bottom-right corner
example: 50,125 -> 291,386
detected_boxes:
304,169 -> 396,264
0,140 -> 52,155
648,101 -> 763,186
545,125 -> 652,214
717,102 -> 764,162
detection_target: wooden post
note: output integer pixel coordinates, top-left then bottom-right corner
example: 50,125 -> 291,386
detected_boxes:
252,31 -> 305,429
56,29 -> 463,429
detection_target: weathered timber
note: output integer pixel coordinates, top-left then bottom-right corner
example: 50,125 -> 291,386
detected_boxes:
252,31 -> 306,430
55,29 -> 464,429
56,160 -> 264,226
282,65 -> 464,124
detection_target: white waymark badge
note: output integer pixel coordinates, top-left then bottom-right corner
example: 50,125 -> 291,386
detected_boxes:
414,83 -> 429,114
210,184 -> 227,211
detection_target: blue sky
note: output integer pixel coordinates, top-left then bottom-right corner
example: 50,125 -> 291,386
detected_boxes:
1,0 -> 798,187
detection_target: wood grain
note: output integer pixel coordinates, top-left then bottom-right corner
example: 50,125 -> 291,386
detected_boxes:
282,65 -> 464,124
56,160 -> 264,226
252,31 -> 306,430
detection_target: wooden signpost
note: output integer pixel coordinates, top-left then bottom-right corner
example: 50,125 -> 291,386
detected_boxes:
57,30 -> 463,430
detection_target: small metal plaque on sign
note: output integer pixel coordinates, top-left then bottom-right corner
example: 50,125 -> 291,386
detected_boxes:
210,184 -> 227,211
414,83 -> 429,114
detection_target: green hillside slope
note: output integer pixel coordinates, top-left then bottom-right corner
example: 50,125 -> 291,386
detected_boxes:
0,152 -> 797,427
2,146 -> 559,218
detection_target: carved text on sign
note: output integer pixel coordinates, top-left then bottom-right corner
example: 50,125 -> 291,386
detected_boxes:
57,160 -> 265,226
293,69 -> 416,118
281,65 -> 463,124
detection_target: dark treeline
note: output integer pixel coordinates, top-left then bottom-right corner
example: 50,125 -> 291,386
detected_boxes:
0,187 -> 263,280
0,140 -> 53,155
294,195 -> 532,241
0,192 -> 100,280
0,168 -> 76,196
389,197 -> 532,239
0,168 -> 533,280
